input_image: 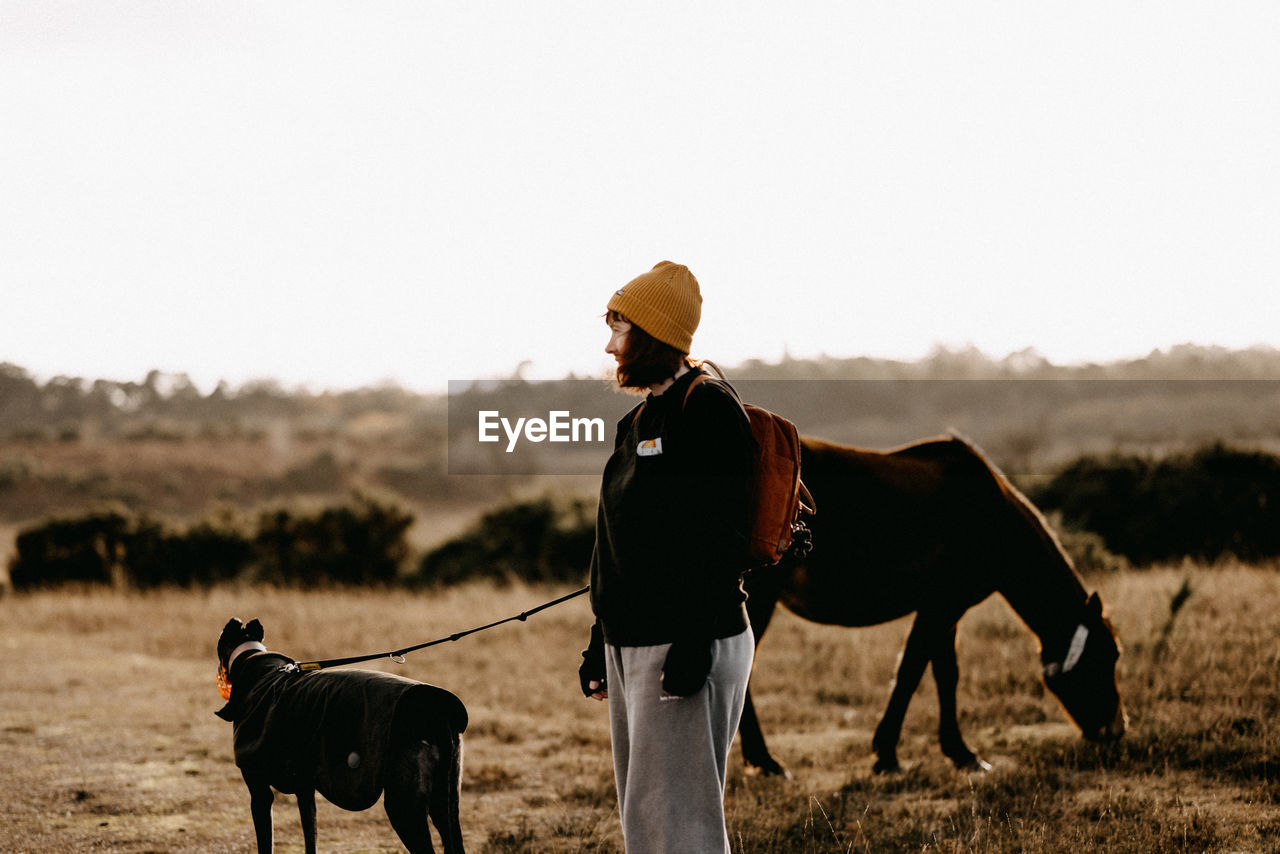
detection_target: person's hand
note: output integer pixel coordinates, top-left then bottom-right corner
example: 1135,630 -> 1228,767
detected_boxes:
579,624 -> 608,701
661,637 -> 713,697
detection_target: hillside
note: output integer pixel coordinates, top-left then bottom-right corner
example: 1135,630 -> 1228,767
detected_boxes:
2,345 -> 1278,543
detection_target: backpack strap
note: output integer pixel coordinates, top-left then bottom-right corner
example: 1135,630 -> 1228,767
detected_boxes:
628,368 -> 739,425
681,372 -> 712,407
683,372 -> 815,516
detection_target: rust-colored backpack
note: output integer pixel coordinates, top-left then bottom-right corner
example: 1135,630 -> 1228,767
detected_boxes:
640,364 -> 815,566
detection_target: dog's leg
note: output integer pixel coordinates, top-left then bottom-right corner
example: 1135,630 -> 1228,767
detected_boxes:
384,739 -> 439,854
244,774 -> 274,853
430,731 -> 465,854
296,786 -> 317,854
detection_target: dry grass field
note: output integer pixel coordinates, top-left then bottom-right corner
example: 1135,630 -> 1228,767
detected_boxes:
1,566 -> 1277,853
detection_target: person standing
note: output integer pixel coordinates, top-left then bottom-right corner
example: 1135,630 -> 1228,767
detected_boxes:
579,261 -> 756,853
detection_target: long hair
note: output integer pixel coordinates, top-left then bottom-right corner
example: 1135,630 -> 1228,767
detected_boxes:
608,310 -> 689,392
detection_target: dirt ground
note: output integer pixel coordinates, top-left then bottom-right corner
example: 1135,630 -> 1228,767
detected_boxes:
1,568 -> 1277,853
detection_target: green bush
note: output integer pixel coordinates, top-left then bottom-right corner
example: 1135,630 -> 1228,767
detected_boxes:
1030,443 -> 1280,565
6,493 -> 413,590
416,496 -> 594,587
7,509 -> 255,590
125,514 -> 256,588
1048,514 -> 1131,574
9,509 -> 132,588
253,493 -> 414,586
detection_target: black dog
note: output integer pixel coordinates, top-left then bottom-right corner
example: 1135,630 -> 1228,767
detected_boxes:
216,617 -> 467,853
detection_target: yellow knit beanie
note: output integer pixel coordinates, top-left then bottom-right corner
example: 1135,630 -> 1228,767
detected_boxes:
606,261 -> 702,353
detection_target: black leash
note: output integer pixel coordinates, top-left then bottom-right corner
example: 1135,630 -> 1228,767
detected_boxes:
296,585 -> 590,672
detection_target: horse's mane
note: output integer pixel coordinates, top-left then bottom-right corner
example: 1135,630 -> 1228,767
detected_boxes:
944,431 -> 1086,597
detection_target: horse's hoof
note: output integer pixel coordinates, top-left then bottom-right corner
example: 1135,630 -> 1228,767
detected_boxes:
872,757 -> 901,775
744,759 -> 793,779
957,756 -> 992,773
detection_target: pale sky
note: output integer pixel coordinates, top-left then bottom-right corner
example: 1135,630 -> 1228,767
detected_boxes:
2,2 -> 1277,393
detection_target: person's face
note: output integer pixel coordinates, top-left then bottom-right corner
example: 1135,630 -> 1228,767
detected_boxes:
605,316 -> 631,363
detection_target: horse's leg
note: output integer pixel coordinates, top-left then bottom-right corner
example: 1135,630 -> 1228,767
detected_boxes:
930,624 -> 991,771
739,573 -> 789,777
740,689 -> 790,779
871,613 -> 936,774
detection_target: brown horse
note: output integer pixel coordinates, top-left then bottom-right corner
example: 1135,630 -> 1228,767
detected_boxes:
739,433 -> 1127,776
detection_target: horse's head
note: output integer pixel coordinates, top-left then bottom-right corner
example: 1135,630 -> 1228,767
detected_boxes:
1041,592 -> 1127,742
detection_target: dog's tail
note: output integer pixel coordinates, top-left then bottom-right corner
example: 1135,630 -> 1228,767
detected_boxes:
441,690 -> 468,735
411,684 -> 467,735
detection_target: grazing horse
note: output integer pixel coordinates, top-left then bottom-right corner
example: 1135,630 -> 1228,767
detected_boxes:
739,434 -> 1127,776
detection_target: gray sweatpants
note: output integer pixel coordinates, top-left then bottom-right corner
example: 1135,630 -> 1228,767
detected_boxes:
604,629 -> 754,854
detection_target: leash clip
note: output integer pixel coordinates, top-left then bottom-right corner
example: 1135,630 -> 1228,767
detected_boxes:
389,654 -> 407,664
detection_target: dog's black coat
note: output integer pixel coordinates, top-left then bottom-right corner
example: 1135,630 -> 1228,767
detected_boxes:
216,652 -> 466,811
217,618 -> 467,853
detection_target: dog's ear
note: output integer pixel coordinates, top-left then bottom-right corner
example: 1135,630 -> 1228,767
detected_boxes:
245,619 -> 264,642
218,617 -> 243,651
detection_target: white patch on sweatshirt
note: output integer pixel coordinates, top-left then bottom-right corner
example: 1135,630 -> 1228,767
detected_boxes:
637,438 -> 663,456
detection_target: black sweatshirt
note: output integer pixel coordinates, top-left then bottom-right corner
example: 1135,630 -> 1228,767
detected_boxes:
589,367 -> 754,646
